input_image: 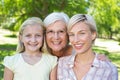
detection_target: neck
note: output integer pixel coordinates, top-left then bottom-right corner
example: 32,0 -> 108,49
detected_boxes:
52,50 -> 64,58
23,51 -> 42,57
75,51 -> 95,65
52,45 -> 72,58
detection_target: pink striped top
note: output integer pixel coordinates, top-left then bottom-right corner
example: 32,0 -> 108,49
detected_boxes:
57,54 -> 118,80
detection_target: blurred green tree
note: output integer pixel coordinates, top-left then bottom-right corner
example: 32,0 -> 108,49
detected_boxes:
0,0 -> 88,31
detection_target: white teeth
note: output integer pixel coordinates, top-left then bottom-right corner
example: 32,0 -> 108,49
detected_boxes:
75,44 -> 82,47
29,44 -> 37,46
53,41 -> 60,45
75,44 -> 81,46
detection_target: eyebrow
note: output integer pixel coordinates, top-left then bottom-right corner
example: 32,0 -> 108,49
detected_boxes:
47,28 -> 67,31
69,29 -> 87,33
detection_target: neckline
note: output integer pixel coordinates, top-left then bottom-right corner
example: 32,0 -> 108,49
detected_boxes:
67,53 -> 97,67
20,53 -> 43,66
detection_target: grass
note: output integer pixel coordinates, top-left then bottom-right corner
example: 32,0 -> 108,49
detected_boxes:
0,29 -> 120,79
0,44 -> 16,80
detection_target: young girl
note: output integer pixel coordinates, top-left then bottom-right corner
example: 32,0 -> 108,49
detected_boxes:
3,17 -> 57,80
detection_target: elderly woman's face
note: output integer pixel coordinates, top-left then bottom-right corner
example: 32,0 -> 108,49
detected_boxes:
45,20 -> 68,52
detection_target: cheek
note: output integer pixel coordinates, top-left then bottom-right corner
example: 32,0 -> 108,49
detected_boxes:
21,37 -> 27,43
62,36 -> 67,42
84,35 -> 92,42
46,36 -> 51,43
62,33 -> 68,40
37,37 -> 43,41
85,35 -> 94,45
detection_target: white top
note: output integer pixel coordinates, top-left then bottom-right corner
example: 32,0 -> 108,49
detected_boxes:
3,53 -> 57,80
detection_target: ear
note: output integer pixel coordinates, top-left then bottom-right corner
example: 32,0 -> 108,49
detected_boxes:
92,31 -> 97,40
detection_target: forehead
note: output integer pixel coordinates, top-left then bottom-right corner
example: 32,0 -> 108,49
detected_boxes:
46,20 -> 66,30
23,25 -> 43,33
70,22 -> 90,32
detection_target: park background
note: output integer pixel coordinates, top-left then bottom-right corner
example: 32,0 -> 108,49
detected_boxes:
0,0 -> 120,79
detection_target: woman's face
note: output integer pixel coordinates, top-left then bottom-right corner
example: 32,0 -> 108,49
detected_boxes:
45,20 -> 68,52
68,22 -> 96,54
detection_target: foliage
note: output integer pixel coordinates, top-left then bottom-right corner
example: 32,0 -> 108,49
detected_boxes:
88,0 -> 120,39
93,46 -> 110,55
4,34 -> 17,38
0,0 -> 89,31
0,0 -> 120,41
0,44 -> 16,80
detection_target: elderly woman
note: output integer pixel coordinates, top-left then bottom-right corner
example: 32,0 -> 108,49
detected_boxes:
51,14 -> 118,80
44,12 -> 72,58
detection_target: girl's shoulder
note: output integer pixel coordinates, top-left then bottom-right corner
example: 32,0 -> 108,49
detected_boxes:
3,53 -> 21,71
42,53 -> 58,69
4,53 -> 21,62
42,53 -> 58,60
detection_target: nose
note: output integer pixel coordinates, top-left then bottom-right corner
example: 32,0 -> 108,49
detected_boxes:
31,36 -> 36,42
74,35 -> 79,43
54,32 -> 59,39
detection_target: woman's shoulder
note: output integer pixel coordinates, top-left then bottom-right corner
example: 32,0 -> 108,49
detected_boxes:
59,54 -> 73,63
95,54 -> 117,70
99,60 -> 118,76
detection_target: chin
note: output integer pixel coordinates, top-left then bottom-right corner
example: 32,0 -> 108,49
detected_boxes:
75,50 -> 83,54
52,49 -> 61,52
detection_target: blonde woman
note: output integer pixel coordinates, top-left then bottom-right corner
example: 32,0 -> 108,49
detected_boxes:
51,14 -> 118,80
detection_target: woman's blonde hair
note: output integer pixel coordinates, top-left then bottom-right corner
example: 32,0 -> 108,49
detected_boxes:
68,14 -> 97,42
16,17 -> 45,53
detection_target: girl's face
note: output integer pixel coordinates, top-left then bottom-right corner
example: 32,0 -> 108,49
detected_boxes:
20,25 -> 43,53
68,22 -> 96,54
46,21 -> 68,53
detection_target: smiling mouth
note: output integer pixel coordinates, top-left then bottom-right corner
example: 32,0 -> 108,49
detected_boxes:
74,44 -> 83,49
52,41 -> 61,45
29,43 -> 38,47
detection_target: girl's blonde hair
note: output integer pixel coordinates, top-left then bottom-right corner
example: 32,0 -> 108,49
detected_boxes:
16,17 -> 44,53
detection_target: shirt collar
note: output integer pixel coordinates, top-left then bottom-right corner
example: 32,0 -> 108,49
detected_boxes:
67,53 -> 101,68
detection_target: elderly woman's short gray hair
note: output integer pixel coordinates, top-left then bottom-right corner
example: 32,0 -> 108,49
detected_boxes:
43,12 -> 69,27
